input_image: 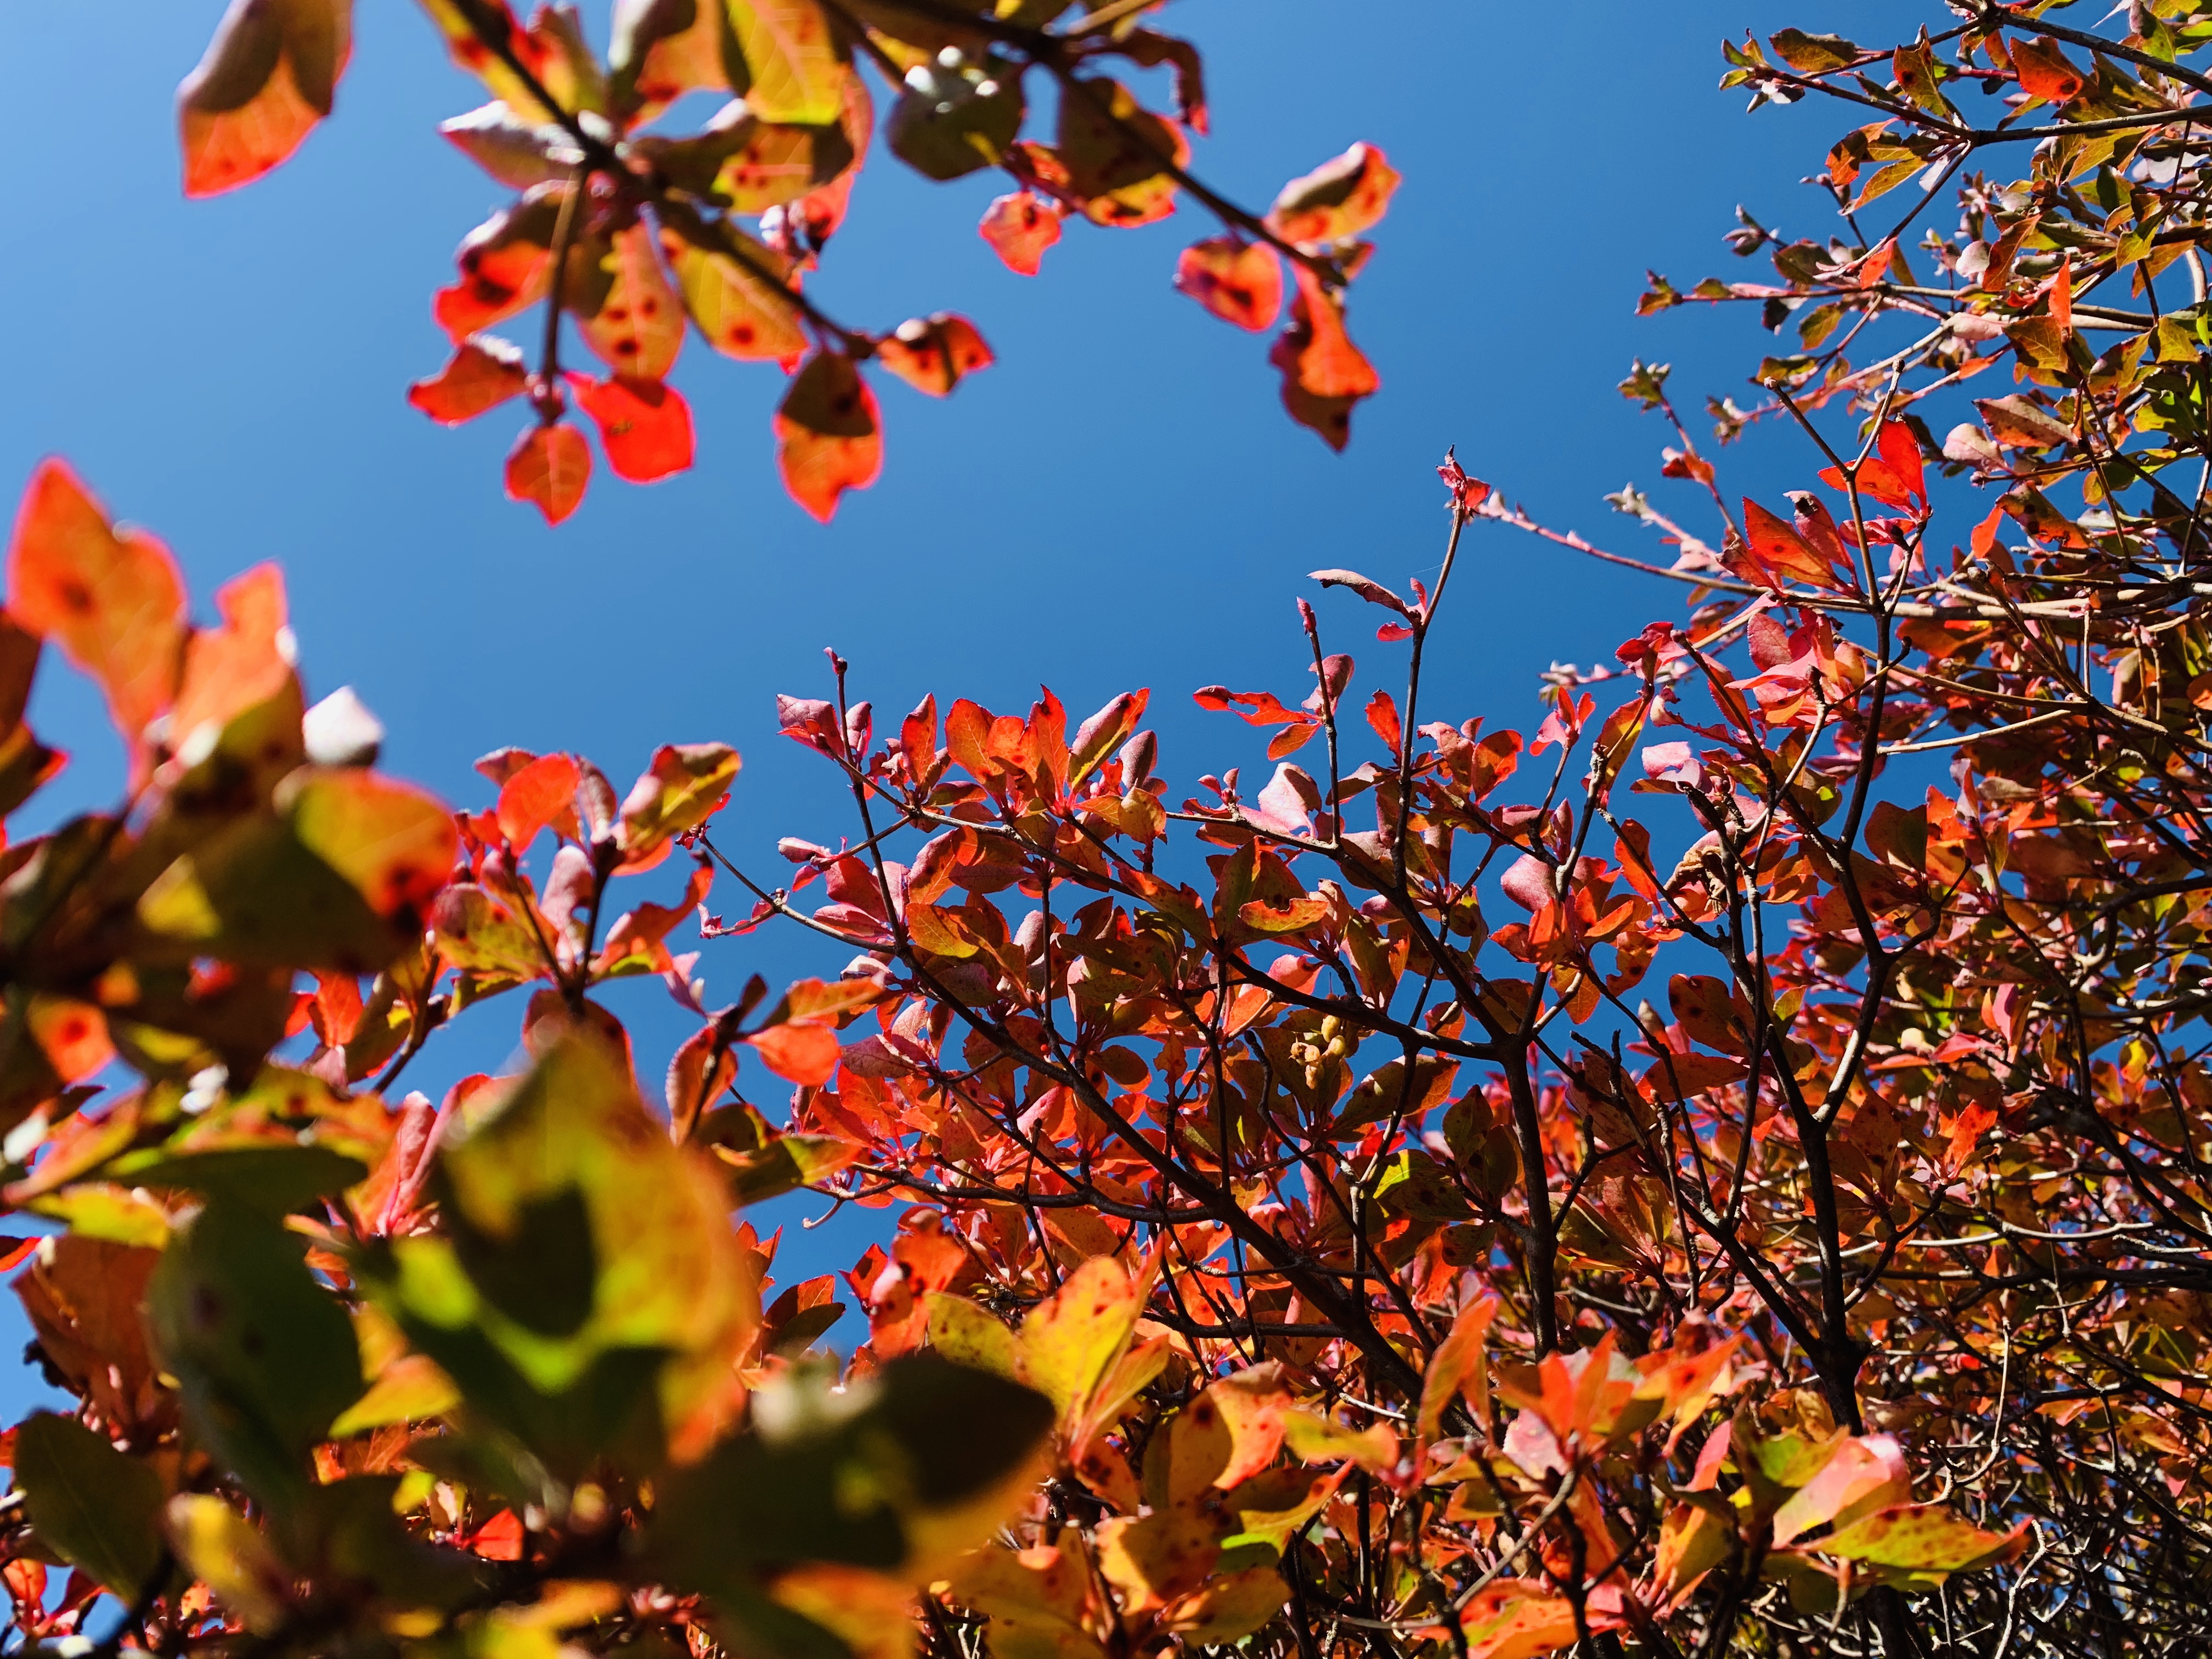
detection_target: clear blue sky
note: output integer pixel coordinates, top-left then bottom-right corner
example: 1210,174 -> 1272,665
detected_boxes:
1,1 -> 1923,1414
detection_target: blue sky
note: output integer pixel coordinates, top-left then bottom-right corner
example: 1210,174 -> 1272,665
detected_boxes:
1,0 -> 1925,1414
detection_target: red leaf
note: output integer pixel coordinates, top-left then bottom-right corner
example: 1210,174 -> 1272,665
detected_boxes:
505,422 -> 591,524
1818,419 -> 1926,512
408,335 -> 528,426
875,314 -> 994,397
747,1022 -> 841,1085
496,752 -> 580,849
1365,689 -> 1402,757
1173,238 -> 1283,331
776,353 -> 882,522
979,191 -> 1064,275
571,374 -> 696,483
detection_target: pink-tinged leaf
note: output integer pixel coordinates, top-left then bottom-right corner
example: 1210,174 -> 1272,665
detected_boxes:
1173,238 -> 1283,331
979,191 -> 1063,275
505,422 -> 592,524
1640,741 -> 1703,789
1771,1435 -> 1911,1545
571,374 -> 696,482
776,353 -> 882,522
1499,854 -> 1554,912
747,1022 -> 841,1085
1310,568 -> 1413,618
408,335 -> 529,425
1437,450 -> 1492,513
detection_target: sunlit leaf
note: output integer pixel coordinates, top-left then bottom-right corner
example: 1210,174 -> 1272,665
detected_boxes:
506,420 -> 593,524
1173,237 -> 1283,332
776,353 -> 882,522
179,0 -> 354,198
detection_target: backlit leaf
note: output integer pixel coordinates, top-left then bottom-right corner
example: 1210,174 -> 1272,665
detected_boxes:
746,1021 -> 840,1084
577,223 -> 686,382
7,460 -> 186,749
979,191 -> 1063,275
506,421 -> 593,524
1058,78 -> 1186,227
179,0 -> 353,198
1267,143 -> 1399,247
662,211 -> 808,364
573,374 -> 696,483
776,353 -> 882,522
876,314 -> 994,397
726,0 -> 846,124
409,334 -> 529,425
1174,238 -> 1283,332
619,741 -> 740,857
1019,1255 -> 1138,1424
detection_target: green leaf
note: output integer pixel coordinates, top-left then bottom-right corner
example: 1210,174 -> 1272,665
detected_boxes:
148,1201 -> 364,1508
136,765 -> 456,975
650,1352 -> 1054,1592
112,1146 -> 368,1216
888,70 -> 1024,181
15,1412 -> 168,1595
358,1032 -> 758,1470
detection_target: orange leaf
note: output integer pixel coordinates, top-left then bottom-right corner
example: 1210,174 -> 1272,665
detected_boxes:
1269,266 -> 1378,451
1739,498 -> 1833,588
496,752 -> 580,849
979,191 -> 1064,275
876,315 -> 994,397
776,353 -> 882,522
409,335 -> 529,425
179,0 -> 352,198
171,563 -> 294,750
747,1022 -> 841,1085
572,374 -> 696,483
1173,238 -> 1283,332
505,422 -> 592,524
29,999 -> 112,1085
6,460 -> 186,747
1267,143 -> 1400,247
2007,36 -> 2084,105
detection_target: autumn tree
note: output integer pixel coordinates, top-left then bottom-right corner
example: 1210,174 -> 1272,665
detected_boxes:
8,4 -> 2212,1659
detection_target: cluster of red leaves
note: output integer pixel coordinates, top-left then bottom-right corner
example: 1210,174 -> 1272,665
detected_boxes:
182,0 -> 1396,522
